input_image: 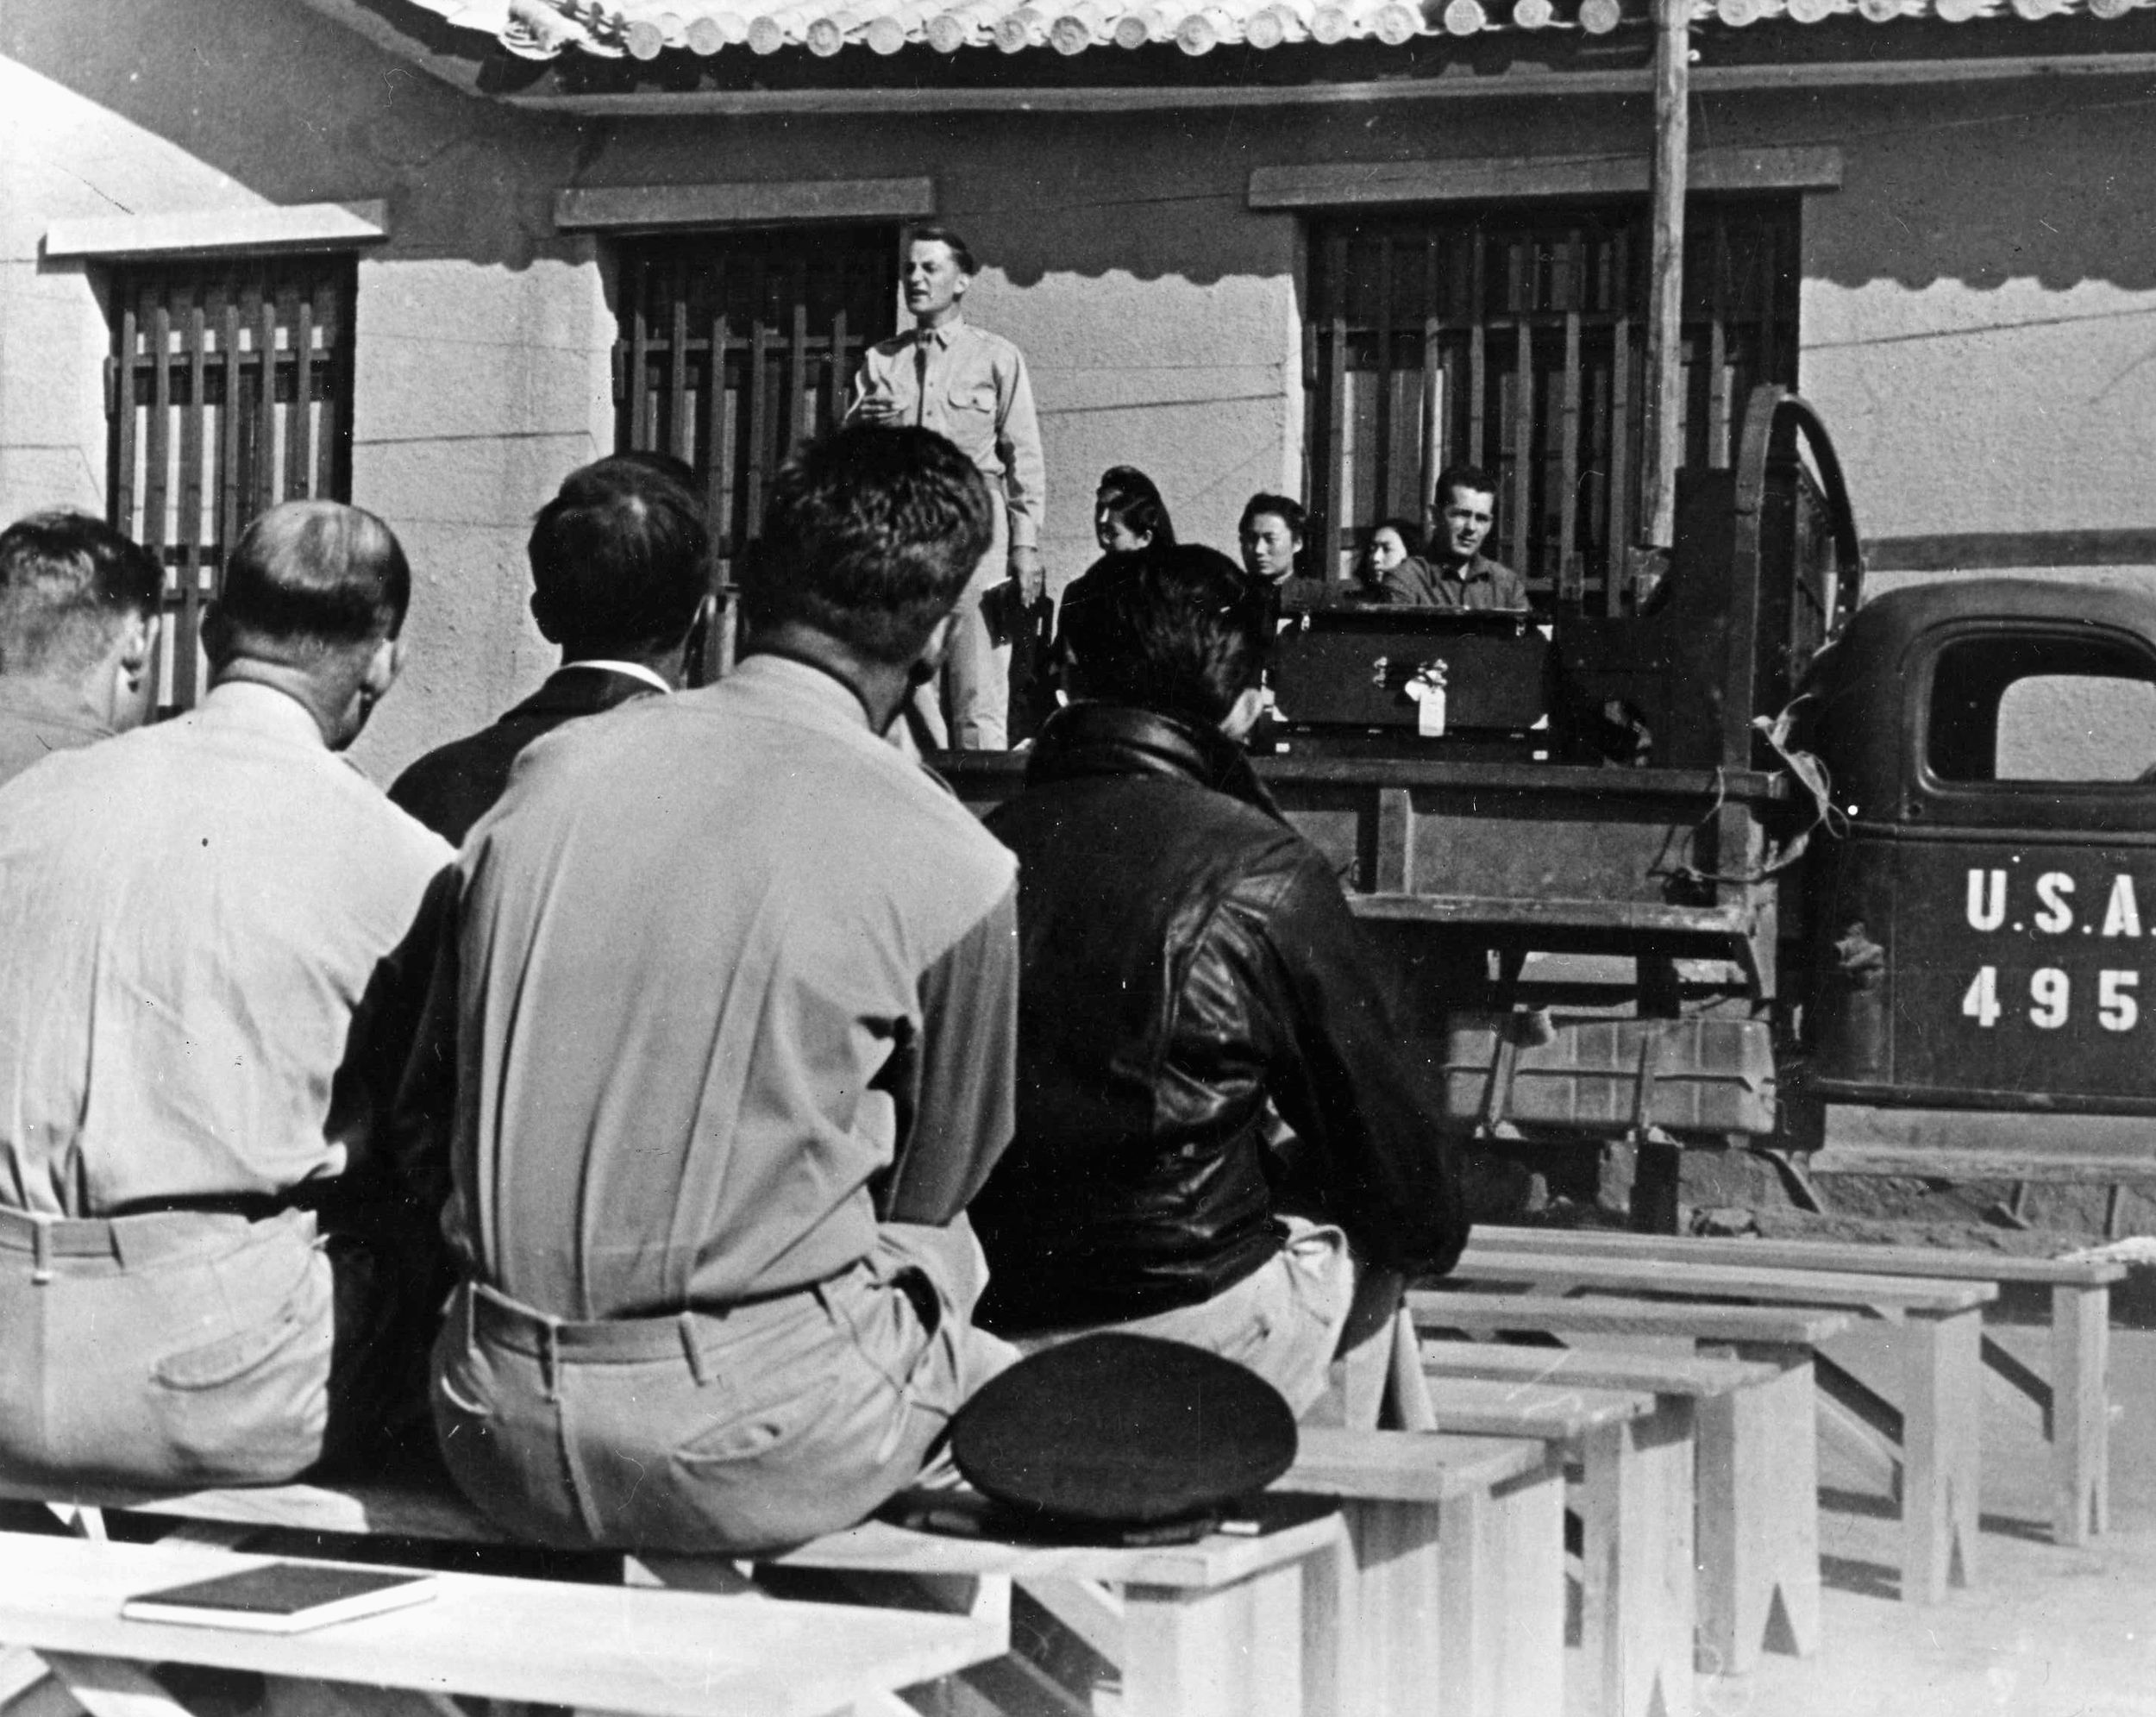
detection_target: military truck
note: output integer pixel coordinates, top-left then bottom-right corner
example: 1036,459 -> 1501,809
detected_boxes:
939,385 -> 2156,1226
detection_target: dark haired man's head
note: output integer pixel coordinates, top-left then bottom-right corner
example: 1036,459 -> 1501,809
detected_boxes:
741,423 -> 993,705
1061,542 -> 1268,736
1432,465 -> 1498,567
202,500 -> 412,749
904,228 -> 978,329
528,459 -> 711,670
600,448 -> 698,489
1238,492 -> 1306,587
0,511 -> 162,731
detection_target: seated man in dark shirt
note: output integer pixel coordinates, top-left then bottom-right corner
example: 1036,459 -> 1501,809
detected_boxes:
1384,465 -> 1529,612
391,455 -> 709,843
968,542 -> 1469,1415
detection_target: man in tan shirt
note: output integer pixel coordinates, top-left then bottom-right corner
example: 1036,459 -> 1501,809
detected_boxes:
0,501 -> 452,1488
846,226 -> 1044,750
425,424 -> 1020,1555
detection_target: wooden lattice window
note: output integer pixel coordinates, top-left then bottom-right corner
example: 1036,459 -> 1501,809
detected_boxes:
614,228 -> 899,586
1307,200 -> 1800,612
107,258 -> 355,711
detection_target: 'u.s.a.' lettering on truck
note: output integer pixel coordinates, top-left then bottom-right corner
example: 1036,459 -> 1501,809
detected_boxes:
1961,868 -> 2143,1031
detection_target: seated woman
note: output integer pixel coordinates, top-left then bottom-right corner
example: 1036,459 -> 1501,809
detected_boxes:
1052,467 -> 1177,698
1350,517 -> 1422,605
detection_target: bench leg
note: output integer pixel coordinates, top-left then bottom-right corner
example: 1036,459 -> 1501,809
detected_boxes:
1122,1564 -> 1304,1717
1902,1307 -> 1981,1604
1695,1357 -> 1821,1673
1336,1497 -> 1440,1717
1579,1401 -> 1695,1717
1443,1465 -> 1565,1717
2050,1284 -> 2109,1547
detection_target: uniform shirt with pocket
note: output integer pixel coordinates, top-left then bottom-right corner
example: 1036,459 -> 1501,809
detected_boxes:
846,320 -> 1044,553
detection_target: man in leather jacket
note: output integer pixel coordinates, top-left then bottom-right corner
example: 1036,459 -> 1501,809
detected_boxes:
968,542 -> 1469,1414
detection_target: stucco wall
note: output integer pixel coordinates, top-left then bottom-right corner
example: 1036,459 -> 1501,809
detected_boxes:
0,0 -> 606,778
5,4 -> 2156,778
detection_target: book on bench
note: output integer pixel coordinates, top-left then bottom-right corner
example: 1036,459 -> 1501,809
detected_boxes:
122,1563 -> 437,1633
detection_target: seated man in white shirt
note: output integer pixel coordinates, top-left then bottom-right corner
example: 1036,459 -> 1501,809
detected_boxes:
0,499 -> 454,1488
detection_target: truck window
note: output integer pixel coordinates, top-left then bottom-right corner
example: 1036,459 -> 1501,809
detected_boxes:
1928,635 -> 2156,785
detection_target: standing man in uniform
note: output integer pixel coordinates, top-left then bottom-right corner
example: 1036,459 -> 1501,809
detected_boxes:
0,511 -> 161,786
1383,466 -> 1529,611
847,226 -> 1044,750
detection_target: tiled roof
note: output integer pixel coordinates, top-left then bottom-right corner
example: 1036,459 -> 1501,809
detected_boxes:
410,0 -> 2149,59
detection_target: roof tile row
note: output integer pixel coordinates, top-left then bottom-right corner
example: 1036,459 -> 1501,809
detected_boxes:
411,0 -> 2147,59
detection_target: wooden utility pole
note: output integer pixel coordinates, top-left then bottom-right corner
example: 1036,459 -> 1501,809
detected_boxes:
1638,0 -> 1689,558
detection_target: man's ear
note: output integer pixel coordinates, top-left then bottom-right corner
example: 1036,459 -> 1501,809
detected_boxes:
365,634 -> 404,704
910,613 -> 956,685
1219,685 -> 1268,743
101,610 -> 161,730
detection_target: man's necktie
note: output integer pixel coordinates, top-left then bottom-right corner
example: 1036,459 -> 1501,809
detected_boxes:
913,338 -> 929,428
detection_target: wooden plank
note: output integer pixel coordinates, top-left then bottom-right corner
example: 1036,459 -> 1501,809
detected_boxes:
1510,298 -> 1532,580
1467,229 -> 1486,467
1639,0 -> 1689,552
1285,1428 -> 1551,1505
1557,230 -> 1582,593
628,253 -> 654,455
1350,892 -> 1752,938
1421,1338 -> 1782,1399
744,251 -> 773,530
1467,1225 -> 2127,1286
669,290 -> 692,461
217,298 -> 242,580
45,202 -> 392,260
787,279 -> 809,453
1122,1566 -> 1303,1717
285,294 -> 314,500
1410,1290 -> 1857,1348
0,1536 -> 1003,1717
1451,1248 -> 1998,1315
1322,232 -> 1348,581
1420,238 -> 1442,524
555,177 -> 937,230
176,298 -> 206,687
1607,227 -> 1633,612
1422,1376 -> 1658,1442
1694,1354 -> 1820,1671
1901,1306 -> 1981,1601
111,296 -> 138,536
254,295 -> 279,512
2051,1282 -> 2109,1545
1372,235 -> 1394,543
1246,147 -> 1846,210
1706,211 -> 1731,469
142,301 -> 172,561
1578,1398 -> 1695,1717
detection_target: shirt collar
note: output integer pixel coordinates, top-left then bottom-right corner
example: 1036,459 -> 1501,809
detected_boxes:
914,317 -> 966,351
726,649 -> 882,736
197,680 -> 329,749
0,677 -> 112,743
558,660 -> 673,696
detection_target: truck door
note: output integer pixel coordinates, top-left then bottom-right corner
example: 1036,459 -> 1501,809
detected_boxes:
1811,617 -> 2156,1114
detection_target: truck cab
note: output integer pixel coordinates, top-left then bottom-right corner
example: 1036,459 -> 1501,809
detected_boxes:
1803,580 -> 2156,1116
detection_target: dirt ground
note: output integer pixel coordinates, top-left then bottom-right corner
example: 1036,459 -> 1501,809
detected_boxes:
1593,1316 -> 2156,1717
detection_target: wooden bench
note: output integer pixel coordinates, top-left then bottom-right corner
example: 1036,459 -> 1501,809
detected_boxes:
0,1529 -> 1005,1717
2,1431 -> 1566,1717
1466,1225 -> 2125,1545
1432,1253 -> 1994,1606
1424,1339 -> 1809,1678
1413,1378 -> 1690,1717
1408,1289 -> 2019,1617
